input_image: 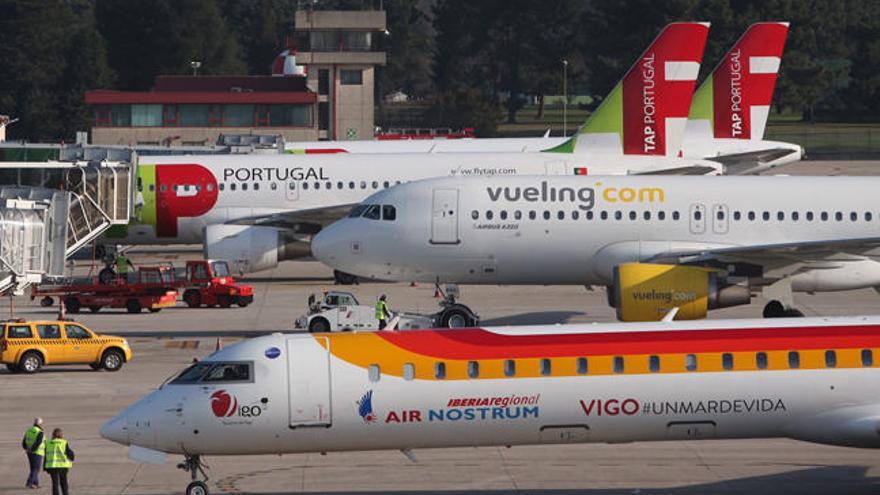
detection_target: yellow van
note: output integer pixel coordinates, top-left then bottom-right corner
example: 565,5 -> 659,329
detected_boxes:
0,320 -> 132,373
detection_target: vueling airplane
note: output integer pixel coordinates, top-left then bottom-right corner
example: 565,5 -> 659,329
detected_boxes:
312,175 -> 880,320
116,23 -> 718,275
102,316 -> 880,495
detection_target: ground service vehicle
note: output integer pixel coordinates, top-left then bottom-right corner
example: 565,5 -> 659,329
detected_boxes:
1,319 -> 131,373
33,267 -> 178,314
180,260 -> 254,308
295,290 -> 478,333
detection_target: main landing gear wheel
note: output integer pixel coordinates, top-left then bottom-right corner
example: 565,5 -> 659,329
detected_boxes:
763,300 -> 805,318
178,454 -> 210,495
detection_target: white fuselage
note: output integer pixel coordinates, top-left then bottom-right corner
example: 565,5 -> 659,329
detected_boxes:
101,316 -> 880,456
312,175 -> 880,289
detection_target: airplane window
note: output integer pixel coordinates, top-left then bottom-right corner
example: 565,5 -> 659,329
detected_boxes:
529,211 -> 536,220
467,361 -> 479,378
471,210 -> 479,220
672,211 -> 680,221
360,181 -> 367,189
601,211 -> 608,220
835,212 -> 843,221
363,205 -> 381,220
756,352 -> 768,370
349,181 -> 355,189
486,210 -> 494,220
694,210 -> 702,221
820,211 -> 828,221
514,210 -> 522,220
500,210 -> 508,220
685,354 -> 697,371
349,205 -> 369,218
629,211 -> 636,220
806,211 -> 814,221
557,211 -> 564,220
540,358 -> 552,376
657,211 -> 665,221
219,183 -> 225,191
748,211 -> 755,221
149,184 -> 156,192
850,212 -> 858,221
614,211 -> 623,221
576,357 -> 588,374
383,181 -> 390,188
325,182 -> 332,190
572,211 -> 579,220
613,356 -> 624,374
788,351 -> 800,369
717,210 -> 725,220
395,180 -> 402,185
733,211 -> 741,221
230,183 -> 237,191
382,205 -> 396,221
825,350 -> 837,368
722,353 -> 734,370
791,211 -> 798,221
202,362 -> 252,382
648,355 -> 660,373
867,212 -> 873,221
368,364 -> 380,382
861,349 -> 873,367
254,183 -> 260,191
160,184 -> 167,192
302,182 -> 309,190
776,211 -> 783,221
184,185 -> 190,192
337,181 -> 343,189
644,211 -> 651,221
762,211 -> 769,221
372,181 -> 379,189
586,211 -> 594,220
242,183 -> 248,191
171,362 -> 214,383
434,362 -> 446,379
270,183 -> 277,191
504,359 -> 516,377
172,184 -> 178,191
403,363 -> 415,381
314,182 -> 320,190
543,211 -> 551,220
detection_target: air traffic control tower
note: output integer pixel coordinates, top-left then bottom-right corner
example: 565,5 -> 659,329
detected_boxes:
295,6 -> 387,141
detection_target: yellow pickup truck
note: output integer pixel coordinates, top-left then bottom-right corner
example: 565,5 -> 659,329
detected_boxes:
1,320 -> 132,373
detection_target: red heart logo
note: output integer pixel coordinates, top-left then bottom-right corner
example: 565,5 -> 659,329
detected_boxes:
211,390 -> 233,417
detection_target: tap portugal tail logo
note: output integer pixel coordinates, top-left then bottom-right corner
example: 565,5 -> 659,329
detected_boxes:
137,164 -> 219,238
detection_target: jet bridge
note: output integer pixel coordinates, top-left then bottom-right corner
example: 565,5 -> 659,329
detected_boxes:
0,147 -> 134,294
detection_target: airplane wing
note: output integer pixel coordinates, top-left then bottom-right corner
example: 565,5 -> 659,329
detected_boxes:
633,165 -> 721,176
647,237 -> 880,279
708,148 -> 801,175
226,203 -> 358,234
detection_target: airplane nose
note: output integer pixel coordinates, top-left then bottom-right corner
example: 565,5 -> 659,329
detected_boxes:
312,222 -> 349,265
100,413 -> 129,445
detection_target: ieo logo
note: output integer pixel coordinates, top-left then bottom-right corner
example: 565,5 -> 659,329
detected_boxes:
211,390 -> 262,418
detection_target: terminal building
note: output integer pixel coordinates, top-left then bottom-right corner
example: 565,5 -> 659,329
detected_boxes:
85,7 -> 386,146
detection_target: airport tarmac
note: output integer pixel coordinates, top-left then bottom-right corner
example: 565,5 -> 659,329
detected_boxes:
2,159 -> 880,494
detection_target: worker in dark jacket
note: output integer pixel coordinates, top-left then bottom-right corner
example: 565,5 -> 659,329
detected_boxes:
44,428 -> 75,495
22,417 -> 45,489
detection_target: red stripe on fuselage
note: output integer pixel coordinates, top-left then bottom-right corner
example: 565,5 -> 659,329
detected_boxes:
377,324 -> 880,360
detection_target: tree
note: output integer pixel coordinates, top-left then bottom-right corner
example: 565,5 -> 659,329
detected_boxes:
219,0 -> 299,75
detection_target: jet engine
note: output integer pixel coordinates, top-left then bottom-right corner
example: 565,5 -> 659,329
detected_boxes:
609,263 -> 750,321
204,224 -> 310,274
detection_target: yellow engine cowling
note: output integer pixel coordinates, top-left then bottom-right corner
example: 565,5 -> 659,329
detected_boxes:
611,263 -> 750,321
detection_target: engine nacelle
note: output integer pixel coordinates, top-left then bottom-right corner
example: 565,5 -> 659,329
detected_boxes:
610,263 -> 750,321
204,224 -> 310,274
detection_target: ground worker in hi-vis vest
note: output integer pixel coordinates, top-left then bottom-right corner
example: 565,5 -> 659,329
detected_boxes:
22,417 -> 45,489
115,248 -> 135,283
375,294 -> 391,330
44,428 -> 74,495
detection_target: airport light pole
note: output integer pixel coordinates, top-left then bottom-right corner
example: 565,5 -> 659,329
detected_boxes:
562,59 -> 568,136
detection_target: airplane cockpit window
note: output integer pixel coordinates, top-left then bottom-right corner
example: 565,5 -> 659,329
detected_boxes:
363,204 -> 381,220
382,205 -> 396,221
171,362 -> 214,383
171,361 -> 253,384
349,205 -> 369,218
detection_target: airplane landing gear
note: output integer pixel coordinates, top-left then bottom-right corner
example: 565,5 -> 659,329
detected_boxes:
763,300 -> 805,318
178,455 -> 210,495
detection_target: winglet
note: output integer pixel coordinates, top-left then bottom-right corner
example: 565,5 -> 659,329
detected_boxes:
545,22 -> 710,155
688,22 -> 790,141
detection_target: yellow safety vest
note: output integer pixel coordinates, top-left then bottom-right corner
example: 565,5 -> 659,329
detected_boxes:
117,255 -> 129,274
24,426 -> 45,456
375,300 -> 387,319
44,439 -> 72,469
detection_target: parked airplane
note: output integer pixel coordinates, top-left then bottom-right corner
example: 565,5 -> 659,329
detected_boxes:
101,315 -> 880,495
312,175 -> 880,320
111,23 -> 720,275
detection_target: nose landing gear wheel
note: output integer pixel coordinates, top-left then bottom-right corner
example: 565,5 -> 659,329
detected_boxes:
186,481 -> 209,495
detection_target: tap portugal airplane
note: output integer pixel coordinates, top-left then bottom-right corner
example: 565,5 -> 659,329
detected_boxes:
312,175 -> 880,320
102,316 -> 880,495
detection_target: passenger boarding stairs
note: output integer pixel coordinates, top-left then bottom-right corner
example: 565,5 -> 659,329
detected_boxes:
0,147 -> 134,294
